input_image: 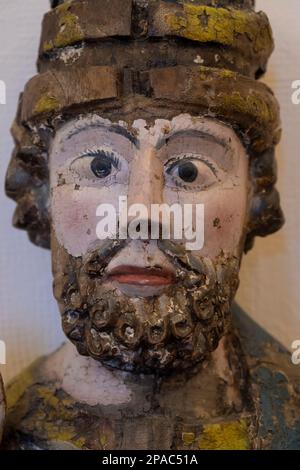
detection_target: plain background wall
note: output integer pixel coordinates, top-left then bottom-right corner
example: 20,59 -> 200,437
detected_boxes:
0,0 -> 299,383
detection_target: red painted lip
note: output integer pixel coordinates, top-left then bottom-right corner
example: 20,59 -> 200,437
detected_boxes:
106,265 -> 176,286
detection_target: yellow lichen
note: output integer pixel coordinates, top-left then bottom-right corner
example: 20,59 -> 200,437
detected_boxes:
218,90 -> 275,124
218,69 -> 236,79
34,94 -> 59,115
41,421 -> 76,442
43,1 -> 84,52
6,359 -> 42,410
182,432 -> 195,446
31,386 -> 86,448
165,5 -> 273,54
100,434 -> 108,448
55,0 -> 74,14
43,41 -> 54,53
54,12 -> 84,49
192,66 -> 278,131
36,386 -> 75,420
6,361 -> 87,450
6,370 -> 33,410
198,420 -> 249,450
37,415 -> 86,448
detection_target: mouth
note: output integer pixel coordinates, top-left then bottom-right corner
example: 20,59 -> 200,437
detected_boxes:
106,265 -> 176,287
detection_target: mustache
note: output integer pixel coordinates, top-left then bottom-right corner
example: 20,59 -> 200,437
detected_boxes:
83,238 -> 128,278
81,237 -> 217,291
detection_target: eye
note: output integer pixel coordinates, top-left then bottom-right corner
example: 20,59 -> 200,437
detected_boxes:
165,154 -> 220,190
69,149 -> 128,185
91,152 -> 114,179
177,161 -> 198,183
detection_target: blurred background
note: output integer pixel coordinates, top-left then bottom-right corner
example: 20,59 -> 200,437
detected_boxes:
0,0 -> 299,383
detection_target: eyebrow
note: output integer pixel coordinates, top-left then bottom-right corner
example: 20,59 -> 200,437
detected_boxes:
155,129 -> 230,151
65,123 -> 139,147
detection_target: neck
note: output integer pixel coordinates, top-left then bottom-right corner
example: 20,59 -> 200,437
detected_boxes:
43,328 -> 251,416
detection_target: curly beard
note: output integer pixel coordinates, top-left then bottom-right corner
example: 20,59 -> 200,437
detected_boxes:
52,236 -> 240,373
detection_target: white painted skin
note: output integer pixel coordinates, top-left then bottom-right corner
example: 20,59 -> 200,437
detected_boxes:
44,343 -> 132,407
43,337 -> 240,408
50,114 -> 250,297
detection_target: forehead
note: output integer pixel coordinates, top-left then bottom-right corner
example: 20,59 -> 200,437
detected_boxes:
50,113 -> 244,151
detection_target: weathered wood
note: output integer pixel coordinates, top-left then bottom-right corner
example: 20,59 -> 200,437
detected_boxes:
20,64 -> 280,155
41,0 -> 271,81
0,374 -> 5,445
2,0 -> 292,452
149,0 -> 273,67
38,39 -> 261,78
149,65 -> 280,153
50,0 -> 255,8
21,66 -> 120,122
41,0 -> 132,55
2,308 -> 300,450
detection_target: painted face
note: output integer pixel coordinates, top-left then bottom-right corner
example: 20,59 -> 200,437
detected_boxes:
50,113 -> 250,372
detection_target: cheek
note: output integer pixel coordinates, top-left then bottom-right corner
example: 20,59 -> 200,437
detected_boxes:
164,184 -> 249,258
51,185 -> 123,257
203,187 -> 248,257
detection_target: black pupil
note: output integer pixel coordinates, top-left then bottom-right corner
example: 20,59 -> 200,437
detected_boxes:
178,161 -> 198,183
91,155 -> 112,178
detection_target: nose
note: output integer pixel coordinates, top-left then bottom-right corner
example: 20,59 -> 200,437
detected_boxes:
127,146 -> 164,210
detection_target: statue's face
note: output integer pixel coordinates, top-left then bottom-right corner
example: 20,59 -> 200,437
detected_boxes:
50,113 -> 250,372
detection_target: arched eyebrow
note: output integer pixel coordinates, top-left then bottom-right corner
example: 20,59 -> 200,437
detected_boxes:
66,123 -> 139,148
155,129 -> 230,151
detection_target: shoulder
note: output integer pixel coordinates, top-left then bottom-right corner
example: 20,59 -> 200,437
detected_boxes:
2,344 -> 133,449
233,304 -> 300,450
2,354 -> 89,449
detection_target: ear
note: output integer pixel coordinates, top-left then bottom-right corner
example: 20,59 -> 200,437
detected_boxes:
6,96 -> 51,249
0,373 -> 5,445
244,148 -> 284,252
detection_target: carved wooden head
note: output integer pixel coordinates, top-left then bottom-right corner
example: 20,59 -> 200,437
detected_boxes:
5,0 -> 284,372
